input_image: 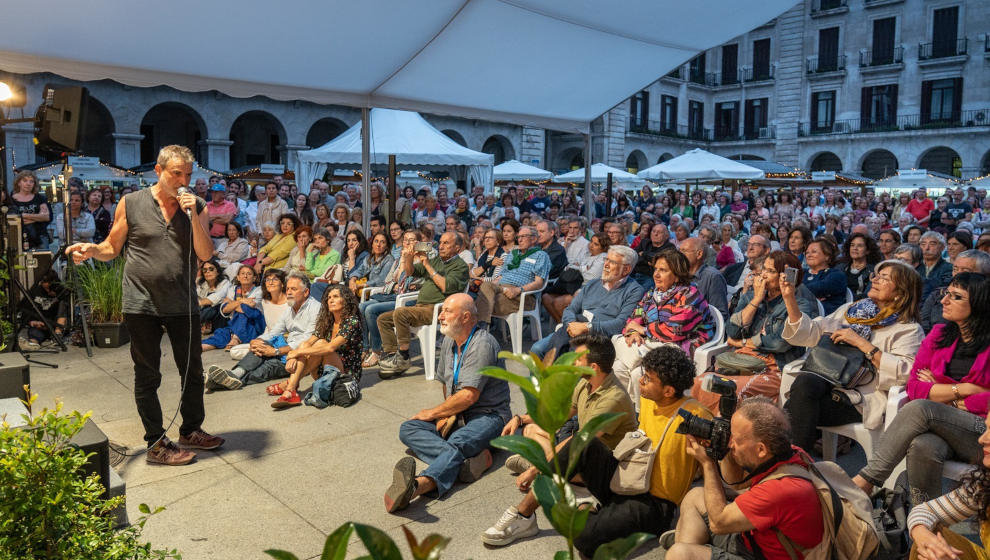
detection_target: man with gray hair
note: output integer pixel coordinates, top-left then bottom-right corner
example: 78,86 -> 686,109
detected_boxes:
919,249 -> 990,332
475,225 -> 550,331
679,237 -> 729,319
528,245 -> 645,360
562,218 -> 590,264
893,243 -> 923,268
535,219 -> 568,279
918,231 -> 953,300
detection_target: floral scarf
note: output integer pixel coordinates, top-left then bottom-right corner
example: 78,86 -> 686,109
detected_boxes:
844,298 -> 899,339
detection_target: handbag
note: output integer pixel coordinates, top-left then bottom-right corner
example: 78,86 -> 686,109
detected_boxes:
715,351 -> 768,376
609,401 -> 691,495
545,268 -> 583,295
802,335 -> 876,389
320,264 -> 344,283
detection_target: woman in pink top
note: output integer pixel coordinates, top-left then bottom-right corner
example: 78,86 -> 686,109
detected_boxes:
853,272 -> 990,504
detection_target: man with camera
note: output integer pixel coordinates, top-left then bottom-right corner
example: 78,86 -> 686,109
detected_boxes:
665,397 -> 824,560
482,346 -> 711,557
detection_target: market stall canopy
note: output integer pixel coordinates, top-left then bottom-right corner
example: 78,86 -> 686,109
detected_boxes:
0,0 -> 795,134
296,108 -> 493,193
871,170 -> 961,189
637,148 -> 765,180
969,175 -> 990,189
493,160 -> 553,182
137,161 -> 225,184
554,163 -> 647,187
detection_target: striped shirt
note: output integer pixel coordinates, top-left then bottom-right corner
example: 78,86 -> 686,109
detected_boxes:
499,249 -> 551,287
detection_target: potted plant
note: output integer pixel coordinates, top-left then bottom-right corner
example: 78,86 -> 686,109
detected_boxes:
73,258 -> 129,348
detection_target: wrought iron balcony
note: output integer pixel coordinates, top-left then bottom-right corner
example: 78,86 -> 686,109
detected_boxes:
811,0 -> 847,14
798,108 -> 989,136
740,65 -> 775,82
627,118 -> 713,141
806,54 -> 846,73
919,38 -> 968,60
859,46 -> 903,66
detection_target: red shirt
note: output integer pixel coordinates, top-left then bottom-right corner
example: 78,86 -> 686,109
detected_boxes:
906,198 -> 933,221
206,200 -> 237,237
734,455 -> 824,559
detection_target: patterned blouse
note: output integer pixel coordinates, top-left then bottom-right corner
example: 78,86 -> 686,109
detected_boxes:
625,283 -> 715,355
324,314 -> 363,379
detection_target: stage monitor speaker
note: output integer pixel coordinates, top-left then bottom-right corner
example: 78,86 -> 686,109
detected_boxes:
0,352 -> 30,402
13,251 -> 54,306
69,419 -> 111,498
34,84 -> 89,152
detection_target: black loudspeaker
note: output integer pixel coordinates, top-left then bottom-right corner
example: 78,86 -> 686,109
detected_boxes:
0,352 -> 30,401
69,419 -> 110,498
34,84 -> 89,152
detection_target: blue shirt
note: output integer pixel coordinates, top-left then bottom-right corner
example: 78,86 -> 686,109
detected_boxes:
561,278 -> 645,337
500,249 -> 551,287
803,267 -> 847,316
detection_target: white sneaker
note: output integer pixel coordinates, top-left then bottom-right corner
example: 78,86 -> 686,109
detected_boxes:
481,506 -> 538,547
505,453 -> 533,475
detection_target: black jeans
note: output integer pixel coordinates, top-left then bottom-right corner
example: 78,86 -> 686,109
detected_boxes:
556,438 -> 677,558
784,373 -> 862,452
125,313 -> 206,445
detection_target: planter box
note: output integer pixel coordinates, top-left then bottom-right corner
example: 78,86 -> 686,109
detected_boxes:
91,322 -> 129,348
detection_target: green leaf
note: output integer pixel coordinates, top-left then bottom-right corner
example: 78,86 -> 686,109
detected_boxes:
137,503 -> 150,514
552,350 -> 584,367
551,501 -> 590,542
352,523 -> 402,560
321,523 -> 355,560
554,551 -> 575,560
530,372 -> 582,436
402,526 -> 451,560
532,474 -> 563,528
479,366 -> 537,395
263,550 -> 300,560
566,412 -> 626,480
543,364 -> 595,377
591,532 -> 655,560
498,351 -> 543,380
490,435 -> 552,476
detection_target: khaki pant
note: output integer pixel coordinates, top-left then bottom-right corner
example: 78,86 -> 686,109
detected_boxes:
475,282 -> 535,324
377,303 -> 436,353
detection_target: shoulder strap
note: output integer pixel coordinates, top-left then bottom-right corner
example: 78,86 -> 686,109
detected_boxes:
758,463 -> 843,560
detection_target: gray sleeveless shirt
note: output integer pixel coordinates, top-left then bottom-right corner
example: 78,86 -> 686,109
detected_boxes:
122,188 -> 206,316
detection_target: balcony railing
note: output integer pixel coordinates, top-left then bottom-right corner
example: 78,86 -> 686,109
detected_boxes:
798,108 -> 989,136
740,65 -> 775,82
919,38 -> 968,59
628,118 -> 713,141
806,54 -> 846,73
859,46 -> 903,66
743,125 -> 776,140
811,0 -> 847,13
664,66 -> 684,80
689,68 -> 708,85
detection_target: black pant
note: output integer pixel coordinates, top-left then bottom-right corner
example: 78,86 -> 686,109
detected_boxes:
784,372 -> 862,452
556,438 -> 677,558
125,313 -> 206,445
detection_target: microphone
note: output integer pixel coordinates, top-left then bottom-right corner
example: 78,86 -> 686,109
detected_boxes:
177,187 -> 192,218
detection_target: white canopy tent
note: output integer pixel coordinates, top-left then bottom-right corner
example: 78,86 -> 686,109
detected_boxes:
493,160 -> 553,182
968,175 -> 990,189
296,108 -> 493,194
637,148 -> 765,180
554,163 -> 647,187
872,170 -> 961,197
139,162 -> 224,185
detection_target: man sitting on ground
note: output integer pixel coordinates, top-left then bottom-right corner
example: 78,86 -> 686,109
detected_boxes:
384,294 -> 510,513
206,272 -> 319,390
665,398 -> 824,560
528,246 -> 644,360
475,225 -> 550,331
482,346 -> 711,557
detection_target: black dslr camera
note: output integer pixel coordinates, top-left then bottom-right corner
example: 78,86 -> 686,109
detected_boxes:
675,375 -> 737,460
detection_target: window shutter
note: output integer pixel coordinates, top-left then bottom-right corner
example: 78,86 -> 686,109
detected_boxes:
952,78 -> 962,121
921,81 -> 932,123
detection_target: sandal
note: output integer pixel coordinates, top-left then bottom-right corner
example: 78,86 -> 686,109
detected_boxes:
271,390 -> 302,409
265,382 -> 285,396
362,351 -> 380,368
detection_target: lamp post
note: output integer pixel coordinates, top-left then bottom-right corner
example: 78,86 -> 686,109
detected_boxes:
0,81 -> 12,193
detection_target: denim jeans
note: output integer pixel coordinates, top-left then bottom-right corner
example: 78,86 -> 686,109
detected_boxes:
360,297 -> 396,352
530,326 -> 578,361
858,399 -> 986,504
234,352 -> 288,386
398,411 -> 504,497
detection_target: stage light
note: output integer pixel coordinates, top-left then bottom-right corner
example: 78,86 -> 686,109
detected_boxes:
0,82 -> 11,102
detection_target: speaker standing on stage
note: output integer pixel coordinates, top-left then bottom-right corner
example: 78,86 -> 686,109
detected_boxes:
66,145 -> 224,466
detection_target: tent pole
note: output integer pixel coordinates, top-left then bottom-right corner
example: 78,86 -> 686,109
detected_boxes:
361,107 -> 371,232
583,133 -> 592,222
605,173 -> 613,218
388,154 -> 397,225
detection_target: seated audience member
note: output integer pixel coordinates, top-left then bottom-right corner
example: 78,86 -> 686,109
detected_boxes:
202,265 -> 264,351
486,346 -> 710,556
474,225 -> 549,330
377,232 -> 469,376
693,251 -> 818,410
385,294 -> 509,512
340,230 -> 370,281
615,250 -> 715,402
837,232 -> 883,301
206,272 -> 320,390
259,269 -> 289,330
893,242 -> 923,269
18,270 -> 68,349
542,233 -> 609,323
877,229 -> 901,261
561,218 -> 589,264
781,259 -> 924,453
665,399 -> 824,560
919,231 -> 953,300
802,237 -> 847,315
717,222 -> 744,268
469,228 -> 505,290
529,246 -> 644,360
851,272 -> 990,504
679,236 -> 729,319
635,223 -> 673,287
197,259 -> 231,334
306,228 -> 342,282
360,230 -> 422,368
920,250 -> 990,332
947,230 -> 974,264
534,220 -> 568,280
271,284 -> 364,408
253,214 -> 299,273
347,231 -> 394,297
283,225 -> 313,274
215,222 -> 251,280
723,234 -> 771,293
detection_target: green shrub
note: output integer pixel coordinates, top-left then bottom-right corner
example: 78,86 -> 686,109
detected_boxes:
72,258 -> 124,323
0,394 -> 179,559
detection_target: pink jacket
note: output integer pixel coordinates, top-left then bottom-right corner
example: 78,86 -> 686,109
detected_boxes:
906,324 -> 990,416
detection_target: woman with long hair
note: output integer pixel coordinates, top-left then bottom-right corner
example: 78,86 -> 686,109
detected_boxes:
838,232 -> 884,300
202,265 -> 264,351
86,188 -> 112,243
851,273 -> 990,506
781,259 -> 925,453
271,284 -> 364,408
499,218 -> 520,254
56,191 -> 95,244
948,230 -> 975,263
253,213 -> 299,273
348,232 -> 394,296
294,194 -> 315,226
802,237 -> 847,315
342,229 -> 370,279
8,170 -> 50,250
775,191 -> 797,222
368,183 -> 387,219
197,258 -> 232,334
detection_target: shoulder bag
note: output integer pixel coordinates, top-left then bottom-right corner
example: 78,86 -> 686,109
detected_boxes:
609,400 -> 693,495
802,335 -> 876,389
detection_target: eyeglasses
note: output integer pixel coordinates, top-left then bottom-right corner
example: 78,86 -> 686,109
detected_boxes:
868,272 -> 893,285
201,266 -> 217,272
517,233 -> 536,238
264,277 -> 281,283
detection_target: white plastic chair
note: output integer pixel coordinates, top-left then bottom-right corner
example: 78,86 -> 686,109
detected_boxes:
392,290 -> 441,381
493,286 -> 545,354
845,288 -> 854,304
360,286 -> 385,303
693,307 -> 725,376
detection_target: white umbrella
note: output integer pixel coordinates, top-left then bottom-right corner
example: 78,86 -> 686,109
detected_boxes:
553,163 -> 646,186
493,160 -> 553,182
637,148 -> 764,180
872,172 -> 960,189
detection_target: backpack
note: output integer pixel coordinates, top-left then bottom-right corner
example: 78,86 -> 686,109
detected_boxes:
331,375 -> 361,407
759,461 -> 879,560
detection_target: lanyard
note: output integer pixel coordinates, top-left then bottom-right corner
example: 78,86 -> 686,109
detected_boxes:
452,327 -> 478,388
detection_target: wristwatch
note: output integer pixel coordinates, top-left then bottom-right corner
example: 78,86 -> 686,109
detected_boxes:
866,347 -> 880,360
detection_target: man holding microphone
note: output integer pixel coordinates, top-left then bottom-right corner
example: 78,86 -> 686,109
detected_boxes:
66,145 -> 224,466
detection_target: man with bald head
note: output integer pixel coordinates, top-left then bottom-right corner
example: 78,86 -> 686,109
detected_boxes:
378,231 -> 469,376
385,293 -> 510,513
679,236 -> 728,319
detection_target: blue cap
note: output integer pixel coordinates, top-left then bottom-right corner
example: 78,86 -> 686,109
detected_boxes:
210,184 -> 226,192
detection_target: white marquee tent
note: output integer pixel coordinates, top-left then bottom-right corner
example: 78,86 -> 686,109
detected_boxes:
553,163 -> 647,187
493,160 -> 553,182
637,148 -> 765,181
296,108 -> 494,193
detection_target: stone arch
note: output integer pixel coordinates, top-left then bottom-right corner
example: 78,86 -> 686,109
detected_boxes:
306,117 -> 348,148
727,154 -> 766,161
229,110 -> 287,169
481,134 -> 515,165
807,151 -> 842,172
859,149 -> 899,179
625,150 -> 648,173
981,150 -> 990,176
918,146 -> 962,178
139,102 -> 207,165
441,129 -> 468,147
554,147 -> 584,172
658,152 -> 674,163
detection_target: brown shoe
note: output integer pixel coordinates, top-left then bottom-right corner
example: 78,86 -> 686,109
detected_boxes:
178,429 -> 225,450
146,437 -> 196,466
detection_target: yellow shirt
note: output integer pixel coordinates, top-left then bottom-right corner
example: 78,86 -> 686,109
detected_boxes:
639,396 -> 713,503
260,233 -> 296,270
